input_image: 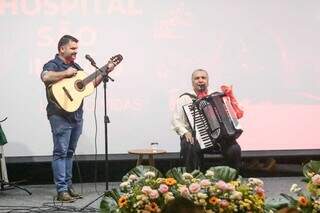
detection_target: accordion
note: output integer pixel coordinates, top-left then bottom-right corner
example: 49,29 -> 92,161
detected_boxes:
182,92 -> 243,149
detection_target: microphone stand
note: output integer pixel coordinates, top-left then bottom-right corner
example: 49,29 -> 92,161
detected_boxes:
0,117 -> 32,195
89,63 -> 114,191
80,59 -> 119,212
102,70 -> 111,191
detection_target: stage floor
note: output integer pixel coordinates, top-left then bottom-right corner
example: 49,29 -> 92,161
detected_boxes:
0,177 -> 305,212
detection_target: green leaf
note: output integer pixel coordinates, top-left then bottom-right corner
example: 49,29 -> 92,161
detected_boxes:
122,165 -> 162,181
280,193 -> 297,206
165,167 -> 204,184
207,166 -> 237,182
106,188 -> 122,201
191,169 -> 205,179
303,160 -> 320,178
100,190 -> 121,213
265,196 -> 290,210
166,167 -> 187,184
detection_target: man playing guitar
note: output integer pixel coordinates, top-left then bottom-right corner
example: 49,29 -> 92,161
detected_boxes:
41,35 -> 106,202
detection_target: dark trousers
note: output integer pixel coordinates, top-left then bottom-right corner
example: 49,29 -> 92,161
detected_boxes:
180,136 -> 241,172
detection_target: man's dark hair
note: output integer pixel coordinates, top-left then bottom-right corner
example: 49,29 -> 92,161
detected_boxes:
57,35 -> 78,52
162,197 -> 204,213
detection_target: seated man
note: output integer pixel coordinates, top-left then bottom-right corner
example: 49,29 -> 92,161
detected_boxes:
171,69 -> 242,172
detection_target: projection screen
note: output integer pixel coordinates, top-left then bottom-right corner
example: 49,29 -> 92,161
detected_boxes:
0,0 -> 319,157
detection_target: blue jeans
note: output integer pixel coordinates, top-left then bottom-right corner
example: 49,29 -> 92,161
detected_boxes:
49,115 -> 83,193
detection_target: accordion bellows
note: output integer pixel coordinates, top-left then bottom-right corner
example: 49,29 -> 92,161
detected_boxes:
183,92 -> 243,149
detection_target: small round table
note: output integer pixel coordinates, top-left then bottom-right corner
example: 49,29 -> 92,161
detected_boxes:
128,149 -> 167,166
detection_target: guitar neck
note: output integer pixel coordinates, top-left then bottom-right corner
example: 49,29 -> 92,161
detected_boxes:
82,64 -> 108,86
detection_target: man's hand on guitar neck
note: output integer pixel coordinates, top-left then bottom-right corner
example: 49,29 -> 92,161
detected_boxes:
42,67 -> 78,84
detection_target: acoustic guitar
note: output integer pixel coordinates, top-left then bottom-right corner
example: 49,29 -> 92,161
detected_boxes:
47,54 -> 123,112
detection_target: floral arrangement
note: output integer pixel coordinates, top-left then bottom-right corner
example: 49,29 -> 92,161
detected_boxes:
100,165 -> 265,212
276,160 -> 320,213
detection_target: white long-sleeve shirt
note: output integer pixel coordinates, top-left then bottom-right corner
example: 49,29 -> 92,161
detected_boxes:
171,89 -> 213,137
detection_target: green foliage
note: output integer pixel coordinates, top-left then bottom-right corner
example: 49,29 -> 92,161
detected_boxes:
303,160 -> 320,179
165,167 -> 204,184
122,165 -> 162,182
100,189 -> 122,213
264,196 -> 291,212
207,166 -> 238,182
100,165 -> 264,213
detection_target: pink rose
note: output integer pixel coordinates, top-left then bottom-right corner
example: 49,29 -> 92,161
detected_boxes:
312,174 -> 320,185
255,186 -> 265,197
141,186 -> 152,194
179,186 -> 190,198
226,183 -> 235,191
219,199 -> 229,208
149,190 -> 159,199
189,183 -> 201,193
200,179 -> 211,188
158,184 -> 169,194
216,180 -> 228,191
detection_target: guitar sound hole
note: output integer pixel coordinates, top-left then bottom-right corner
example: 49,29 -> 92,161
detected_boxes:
75,80 -> 85,91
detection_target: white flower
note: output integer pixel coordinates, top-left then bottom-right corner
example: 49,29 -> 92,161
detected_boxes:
141,194 -> 149,201
197,192 -> 208,199
133,200 -> 144,208
248,178 -> 264,187
164,192 -> 175,203
120,181 -> 130,189
128,174 -> 138,181
208,186 -> 216,194
144,171 -> 156,178
230,191 -> 242,200
199,198 -> 207,206
205,170 -> 214,177
182,172 -> 193,179
290,183 -> 302,193
136,194 -> 148,201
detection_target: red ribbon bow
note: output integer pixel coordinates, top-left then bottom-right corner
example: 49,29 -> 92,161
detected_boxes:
220,85 -> 244,119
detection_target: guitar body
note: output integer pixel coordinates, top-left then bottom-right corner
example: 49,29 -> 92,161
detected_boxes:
48,71 -> 95,112
46,54 -> 123,112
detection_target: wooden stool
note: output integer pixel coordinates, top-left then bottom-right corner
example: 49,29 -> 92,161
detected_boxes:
128,149 -> 166,166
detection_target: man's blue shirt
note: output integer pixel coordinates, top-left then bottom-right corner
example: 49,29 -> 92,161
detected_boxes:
42,54 -> 83,122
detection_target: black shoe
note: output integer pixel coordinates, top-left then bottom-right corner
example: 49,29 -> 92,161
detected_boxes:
57,191 -> 76,203
68,186 -> 83,199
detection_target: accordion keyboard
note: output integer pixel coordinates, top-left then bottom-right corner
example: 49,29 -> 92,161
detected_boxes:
183,103 -> 214,149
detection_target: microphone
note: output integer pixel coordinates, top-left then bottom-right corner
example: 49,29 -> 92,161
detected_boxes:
85,54 -> 96,66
